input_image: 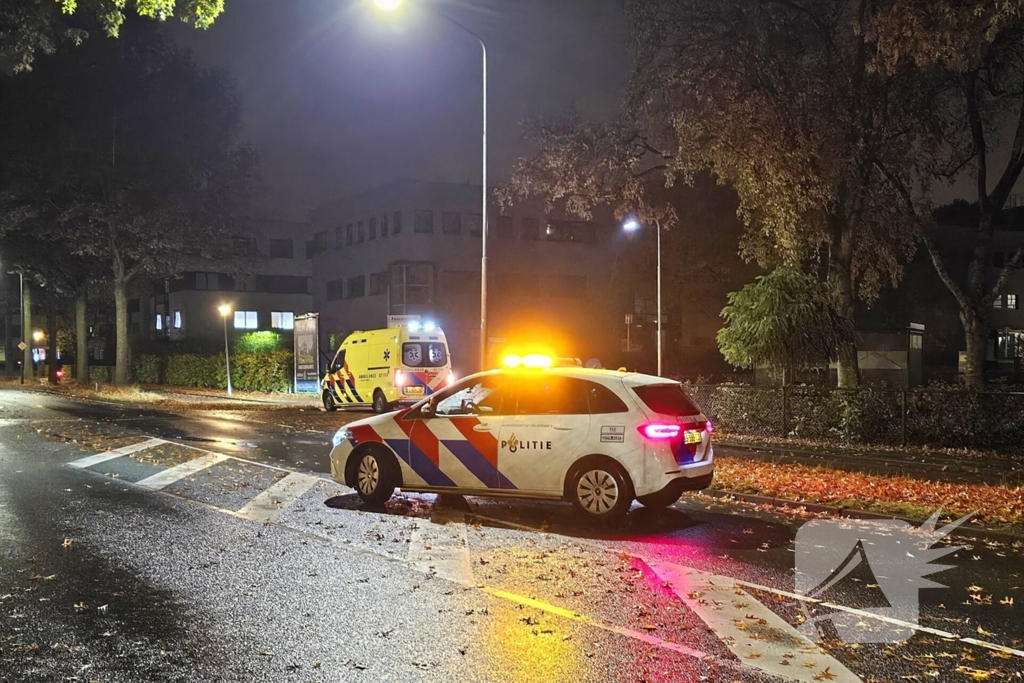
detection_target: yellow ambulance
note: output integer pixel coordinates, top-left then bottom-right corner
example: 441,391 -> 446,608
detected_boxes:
321,321 -> 454,413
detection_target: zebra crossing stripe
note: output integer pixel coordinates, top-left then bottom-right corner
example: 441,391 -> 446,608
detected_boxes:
135,452 -> 229,490
67,438 -> 167,469
234,472 -> 321,523
649,561 -> 862,683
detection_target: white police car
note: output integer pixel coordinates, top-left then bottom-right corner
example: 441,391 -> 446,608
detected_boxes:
328,356 -> 714,521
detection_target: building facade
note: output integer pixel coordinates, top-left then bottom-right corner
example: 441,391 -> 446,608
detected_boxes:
309,180 -> 628,376
132,219 -> 315,347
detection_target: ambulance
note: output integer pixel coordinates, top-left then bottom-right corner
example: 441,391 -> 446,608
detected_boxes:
321,321 -> 454,413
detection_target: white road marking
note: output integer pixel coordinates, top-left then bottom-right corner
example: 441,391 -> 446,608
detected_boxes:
234,472 -> 321,524
481,587 -> 711,660
651,561 -> 862,683
67,438 -> 167,469
134,452 -> 229,490
407,518 -> 474,585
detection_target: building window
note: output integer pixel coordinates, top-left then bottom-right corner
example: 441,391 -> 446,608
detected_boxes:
995,296 -> 1004,309
496,215 -> 515,239
347,275 -> 365,299
1008,294 -> 1019,310
389,262 -> 434,314
269,239 -> 294,258
195,272 -> 220,290
314,231 -> 327,253
232,236 -> 256,256
442,211 -> 462,235
381,213 -> 389,237
393,211 -> 402,235
369,271 -> 388,296
357,221 -> 365,243
326,279 -> 344,301
346,224 -> 354,246
414,210 -> 434,234
335,225 -> 344,248
173,310 -> 182,329
468,214 -> 482,237
546,220 -> 597,243
155,314 -> 163,331
271,311 -> 295,330
521,218 -> 540,241
234,311 -> 258,329
369,217 -> 377,240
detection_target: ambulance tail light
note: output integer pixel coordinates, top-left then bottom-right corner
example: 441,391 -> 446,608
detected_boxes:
395,371 -> 407,386
638,424 -> 681,440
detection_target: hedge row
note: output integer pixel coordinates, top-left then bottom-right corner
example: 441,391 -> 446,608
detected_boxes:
134,351 -> 292,392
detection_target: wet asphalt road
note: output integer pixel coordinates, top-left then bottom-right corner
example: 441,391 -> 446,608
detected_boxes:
1,388 -> 1022,682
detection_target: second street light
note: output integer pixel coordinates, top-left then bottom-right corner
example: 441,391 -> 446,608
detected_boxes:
623,217 -> 663,376
374,0 -> 489,371
218,304 -> 233,397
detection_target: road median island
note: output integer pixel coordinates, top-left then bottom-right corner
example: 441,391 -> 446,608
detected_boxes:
711,455 -> 1024,535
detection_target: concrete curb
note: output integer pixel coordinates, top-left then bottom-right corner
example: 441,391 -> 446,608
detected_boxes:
702,488 -> 1024,540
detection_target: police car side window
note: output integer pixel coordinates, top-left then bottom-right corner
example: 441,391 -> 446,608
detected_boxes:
513,377 -> 589,415
434,378 -> 507,416
581,381 -> 630,414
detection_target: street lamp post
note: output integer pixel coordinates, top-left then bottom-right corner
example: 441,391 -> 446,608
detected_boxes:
218,305 -> 233,397
19,272 -> 25,385
623,218 -> 663,376
374,0 -> 488,371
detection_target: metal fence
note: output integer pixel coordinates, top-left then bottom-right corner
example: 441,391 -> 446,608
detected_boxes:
681,384 -> 1024,449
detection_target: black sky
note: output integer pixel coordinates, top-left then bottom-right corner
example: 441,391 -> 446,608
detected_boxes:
168,0 -> 631,217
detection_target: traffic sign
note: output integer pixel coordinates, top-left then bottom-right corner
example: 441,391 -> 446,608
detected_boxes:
17,342 -> 26,351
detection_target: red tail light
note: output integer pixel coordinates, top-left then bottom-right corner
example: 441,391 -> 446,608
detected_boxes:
638,424 -> 682,440
395,371 -> 407,386
705,420 -> 714,434
56,370 -> 64,379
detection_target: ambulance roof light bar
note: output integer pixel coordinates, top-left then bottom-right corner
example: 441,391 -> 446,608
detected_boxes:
406,320 -> 438,333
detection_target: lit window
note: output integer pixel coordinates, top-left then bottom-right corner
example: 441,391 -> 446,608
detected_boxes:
155,314 -> 163,331
1008,294 -> 1019,310
173,310 -> 182,329
234,311 -> 258,329
271,312 -> 295,330
994,296 -> 1004,309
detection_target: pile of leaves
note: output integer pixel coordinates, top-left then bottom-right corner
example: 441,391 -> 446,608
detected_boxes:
713,456 -> 1024,530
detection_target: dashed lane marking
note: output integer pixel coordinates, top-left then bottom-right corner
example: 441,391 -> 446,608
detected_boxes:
651,561 -> 861,683
135,452 -> 230,490
234,472 -> 321,524
67,438 -> 168,469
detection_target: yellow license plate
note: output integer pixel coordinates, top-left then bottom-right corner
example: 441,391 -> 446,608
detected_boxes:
404,385 -> 424,395
684,430 -> 702,445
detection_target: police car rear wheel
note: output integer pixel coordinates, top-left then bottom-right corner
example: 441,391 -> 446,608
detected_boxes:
352,448 -> 397,504
570,463 -> 632,520
372,390 -> 389,414
322,390 -> 337,412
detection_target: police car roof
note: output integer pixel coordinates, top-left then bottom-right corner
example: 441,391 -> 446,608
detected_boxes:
494,366 -> 677,386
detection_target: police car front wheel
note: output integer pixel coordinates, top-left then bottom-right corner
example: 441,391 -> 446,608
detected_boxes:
347,447 -> 398,505
569,460 -> 633,521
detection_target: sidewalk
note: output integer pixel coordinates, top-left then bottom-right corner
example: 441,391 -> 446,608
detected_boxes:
715,439 -> 1024,487
712,437 -> 1024,532
16,380 -> 320,410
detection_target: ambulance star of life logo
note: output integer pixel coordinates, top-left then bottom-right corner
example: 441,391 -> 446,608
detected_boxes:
794,511 -> 972,644
505,434 -> 519,453
383,349 -> 390,361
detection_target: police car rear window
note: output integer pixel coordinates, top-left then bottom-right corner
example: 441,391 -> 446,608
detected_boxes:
402,342 -> 447,367
632,384 -> 701,417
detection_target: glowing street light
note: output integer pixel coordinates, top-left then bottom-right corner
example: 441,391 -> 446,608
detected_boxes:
218,304 -> 233,397
32,330 -> 44,342
372,0 -> 489,371
623,217 -> 663,376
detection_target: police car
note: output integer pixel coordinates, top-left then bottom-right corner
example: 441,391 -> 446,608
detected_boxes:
328,355 -> 714,521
